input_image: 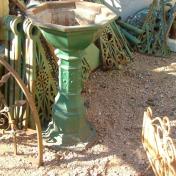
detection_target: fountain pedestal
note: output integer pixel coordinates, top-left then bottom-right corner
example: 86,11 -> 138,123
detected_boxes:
27,1 -> 117,147
45,49 -> 95,146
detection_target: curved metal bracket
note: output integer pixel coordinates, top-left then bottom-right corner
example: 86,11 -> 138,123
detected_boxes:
0,58 -> 43,167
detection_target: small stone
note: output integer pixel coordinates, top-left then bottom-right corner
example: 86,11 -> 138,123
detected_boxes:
146,98 -> 155,106
123,153 -> 126,157
84,100 -> 90,108
99,83 -> 106,88
88,89 -> 91,94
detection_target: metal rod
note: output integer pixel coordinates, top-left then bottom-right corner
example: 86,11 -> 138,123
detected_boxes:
116,20 -> 145,35
120,27 -> 141,45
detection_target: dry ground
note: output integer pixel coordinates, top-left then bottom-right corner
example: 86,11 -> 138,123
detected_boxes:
1,52 -> 176,175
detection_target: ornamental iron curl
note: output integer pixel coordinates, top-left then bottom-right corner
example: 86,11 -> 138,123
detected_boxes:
99,24 -> 132,70
142,107 -> 176,176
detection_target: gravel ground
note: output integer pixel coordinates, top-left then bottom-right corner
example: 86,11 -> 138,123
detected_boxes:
2,52 -> 176,176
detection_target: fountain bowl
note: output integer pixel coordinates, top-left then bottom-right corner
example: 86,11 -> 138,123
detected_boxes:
26,1 -> 117,51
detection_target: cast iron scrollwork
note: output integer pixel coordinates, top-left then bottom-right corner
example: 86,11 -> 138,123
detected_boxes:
142,107 -> 176,176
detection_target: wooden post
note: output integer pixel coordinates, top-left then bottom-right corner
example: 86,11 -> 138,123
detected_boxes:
0,0 -> 9,41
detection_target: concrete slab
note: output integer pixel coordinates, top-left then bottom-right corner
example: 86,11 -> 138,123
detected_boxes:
103,0 -> 152,19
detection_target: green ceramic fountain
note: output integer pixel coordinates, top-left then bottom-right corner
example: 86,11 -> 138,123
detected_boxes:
27,1 -> 117,147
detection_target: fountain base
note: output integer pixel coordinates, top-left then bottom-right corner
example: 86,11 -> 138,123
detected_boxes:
43,120 -> 96,150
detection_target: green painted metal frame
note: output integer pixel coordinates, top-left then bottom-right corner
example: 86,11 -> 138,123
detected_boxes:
138,0 -> 176,57
2,15 -> 26,126
23,19 -> 58,127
